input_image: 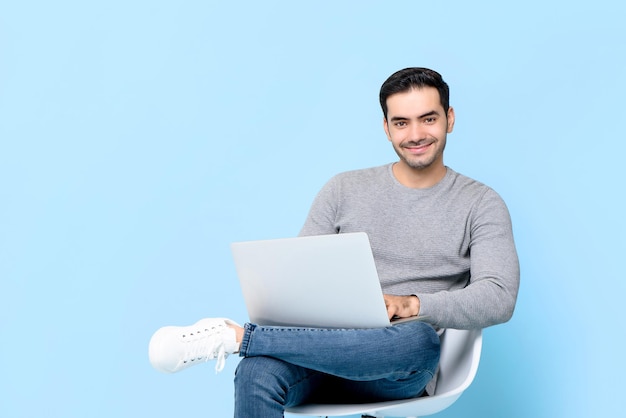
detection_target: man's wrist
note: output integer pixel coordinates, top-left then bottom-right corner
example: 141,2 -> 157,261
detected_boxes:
411,294 -> 421,316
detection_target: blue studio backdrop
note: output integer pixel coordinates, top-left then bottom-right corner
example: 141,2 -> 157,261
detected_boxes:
1,1 -> 624,417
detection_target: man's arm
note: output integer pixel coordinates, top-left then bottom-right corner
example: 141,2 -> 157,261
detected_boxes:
416,190 -> 520,329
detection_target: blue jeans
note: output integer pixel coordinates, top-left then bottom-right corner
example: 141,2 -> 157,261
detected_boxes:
233,321 -> 440,418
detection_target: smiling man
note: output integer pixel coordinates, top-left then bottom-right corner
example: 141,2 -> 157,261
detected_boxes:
148,67 -> 520,418
384,85 -> 455,188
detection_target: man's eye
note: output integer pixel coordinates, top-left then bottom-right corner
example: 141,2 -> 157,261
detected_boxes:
395,121 -> 407,127
424,117 -> 436,124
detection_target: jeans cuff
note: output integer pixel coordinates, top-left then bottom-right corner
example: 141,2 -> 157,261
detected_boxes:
238,323 -> 256,357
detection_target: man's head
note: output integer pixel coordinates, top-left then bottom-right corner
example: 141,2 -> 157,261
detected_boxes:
380,68 -> 455,187
379,68 -> 450,121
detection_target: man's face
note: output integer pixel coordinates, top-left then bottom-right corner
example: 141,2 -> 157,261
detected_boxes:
383,87 -> 455,172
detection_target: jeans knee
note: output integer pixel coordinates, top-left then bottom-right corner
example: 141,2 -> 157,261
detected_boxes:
403,322 -> 441,373
234,357 -> 294,417
426,327 -> 441,370
235,357 -> 279,390
234,356 -> 321,413
234,357 -> 290,404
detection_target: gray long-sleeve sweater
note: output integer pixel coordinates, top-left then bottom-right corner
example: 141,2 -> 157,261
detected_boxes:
299,164 -> 520,329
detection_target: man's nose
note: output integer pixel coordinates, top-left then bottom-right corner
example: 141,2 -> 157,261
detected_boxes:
409,123 -> 426,140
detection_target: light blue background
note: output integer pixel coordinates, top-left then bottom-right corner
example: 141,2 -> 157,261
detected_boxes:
1,1 -> 624,417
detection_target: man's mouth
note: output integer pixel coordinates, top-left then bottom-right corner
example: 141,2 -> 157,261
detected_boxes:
403,141 -> 433,154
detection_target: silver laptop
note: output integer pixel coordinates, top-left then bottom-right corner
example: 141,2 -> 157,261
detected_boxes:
231,232 -> 419,328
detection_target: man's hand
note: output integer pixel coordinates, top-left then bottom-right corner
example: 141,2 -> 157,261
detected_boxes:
384,294 -> 420,320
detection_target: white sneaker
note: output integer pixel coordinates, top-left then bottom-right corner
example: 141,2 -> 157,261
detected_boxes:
149,318 -> 241,373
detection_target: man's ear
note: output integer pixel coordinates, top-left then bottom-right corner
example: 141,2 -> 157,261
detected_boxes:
383,117 -> 392,140
447,107 -> 456,133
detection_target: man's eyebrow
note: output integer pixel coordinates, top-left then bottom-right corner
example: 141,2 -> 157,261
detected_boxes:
418,110 -> 440,118
389,110 -> 440,121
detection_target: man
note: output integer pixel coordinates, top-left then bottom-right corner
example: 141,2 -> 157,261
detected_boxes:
148,67 -> 520,417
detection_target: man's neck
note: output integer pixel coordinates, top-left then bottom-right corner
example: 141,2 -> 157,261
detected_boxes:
392,162 -> 447,189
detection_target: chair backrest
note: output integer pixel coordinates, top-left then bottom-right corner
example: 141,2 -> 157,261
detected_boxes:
434,328 -> 483,395
286,328 -> 483,417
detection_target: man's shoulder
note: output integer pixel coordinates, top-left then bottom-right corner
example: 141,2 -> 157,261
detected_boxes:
447,168 -> 492,191
330,164 -> 390,183
446,168 -> 507,206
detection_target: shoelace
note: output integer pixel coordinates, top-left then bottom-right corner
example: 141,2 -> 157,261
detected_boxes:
182,325 -> 229,373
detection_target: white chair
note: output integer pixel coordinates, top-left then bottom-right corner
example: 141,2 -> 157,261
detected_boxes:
285,328 -> 482,418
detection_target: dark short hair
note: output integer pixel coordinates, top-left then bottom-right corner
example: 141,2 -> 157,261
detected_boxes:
379,67 -> 450,120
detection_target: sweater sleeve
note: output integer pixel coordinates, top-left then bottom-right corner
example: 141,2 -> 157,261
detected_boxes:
298,176 -> 341,237
417,189 -> 520,329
